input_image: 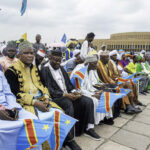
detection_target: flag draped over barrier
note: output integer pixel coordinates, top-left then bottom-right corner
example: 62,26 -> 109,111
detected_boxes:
96,89 -> 130,114
17,111 -> 76,150
48,111 -> 76,150
17,119 -> 53,150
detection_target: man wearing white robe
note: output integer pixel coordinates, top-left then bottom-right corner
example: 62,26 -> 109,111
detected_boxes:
81,55 -> 113,125
80,32 -> 95,61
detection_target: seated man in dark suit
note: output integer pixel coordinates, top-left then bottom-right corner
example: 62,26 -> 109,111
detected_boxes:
41,48 -> 100,141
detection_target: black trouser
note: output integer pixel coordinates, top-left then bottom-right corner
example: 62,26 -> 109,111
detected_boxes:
113,99 -> 122,119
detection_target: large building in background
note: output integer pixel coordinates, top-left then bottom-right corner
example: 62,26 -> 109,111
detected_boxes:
84,32 -> 150,51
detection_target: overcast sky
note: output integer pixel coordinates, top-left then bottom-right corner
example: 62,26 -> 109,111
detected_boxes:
0,0 -> 150,43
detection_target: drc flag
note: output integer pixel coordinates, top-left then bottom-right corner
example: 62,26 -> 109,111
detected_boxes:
70,66 -> 87,89
17,119 -> 53,150
118,76 -> 140,85
48,111 -> 77,150
96,92 -> 127,114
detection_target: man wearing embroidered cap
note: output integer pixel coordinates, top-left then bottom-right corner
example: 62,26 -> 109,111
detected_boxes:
5,41 -> 65,150
5,41 -> 61,115
81,53 -> 114,125
41,48 -> 101,145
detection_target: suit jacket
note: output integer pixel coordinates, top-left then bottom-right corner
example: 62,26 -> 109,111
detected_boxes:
41,62 -> 75,99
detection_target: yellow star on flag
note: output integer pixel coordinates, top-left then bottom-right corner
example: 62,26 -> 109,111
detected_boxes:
65,120 -> 71,125
125,90 -> 128,92
42,125 -> 50,132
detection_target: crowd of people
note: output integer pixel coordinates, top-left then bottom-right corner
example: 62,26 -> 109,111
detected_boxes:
0,32 -> 150,150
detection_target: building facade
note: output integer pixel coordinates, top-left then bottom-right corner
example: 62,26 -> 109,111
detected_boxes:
83,32 -> 150,52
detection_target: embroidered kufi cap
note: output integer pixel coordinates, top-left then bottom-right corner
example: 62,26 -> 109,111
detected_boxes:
85,54 -> 98,64
6,41 -> 17,50
18,41 -> 33,51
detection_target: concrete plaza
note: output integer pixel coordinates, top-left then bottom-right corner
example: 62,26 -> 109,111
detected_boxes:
69,94 -> 150,150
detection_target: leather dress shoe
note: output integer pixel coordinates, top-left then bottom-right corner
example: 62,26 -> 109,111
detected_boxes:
125,104 -> 135,114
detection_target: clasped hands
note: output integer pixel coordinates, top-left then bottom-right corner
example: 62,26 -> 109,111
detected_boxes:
34,98 -> 50,112
92,90 -> 103,100
63,91 -> 82,101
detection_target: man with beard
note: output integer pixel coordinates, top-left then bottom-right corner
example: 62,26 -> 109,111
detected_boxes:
0,41 -> 17,72
5,41 -> 79,150
41,48 -> 100,143
81,54 -> 114,125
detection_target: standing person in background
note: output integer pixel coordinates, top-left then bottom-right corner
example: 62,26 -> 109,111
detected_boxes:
65,40 -> 75,61
33,34 -> 45,53
0,41 -> 17,72
80,32 -> 95,61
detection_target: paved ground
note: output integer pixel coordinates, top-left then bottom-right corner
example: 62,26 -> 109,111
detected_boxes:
64,94 -> 150,150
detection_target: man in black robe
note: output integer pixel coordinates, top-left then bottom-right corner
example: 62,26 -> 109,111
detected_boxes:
41,48 -> 100,141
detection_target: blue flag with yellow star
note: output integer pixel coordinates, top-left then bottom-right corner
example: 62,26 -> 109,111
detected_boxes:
16,119 -> 54,150
48,111 -> 77,150
96,91 -> 128,114
16,111 -> 76,150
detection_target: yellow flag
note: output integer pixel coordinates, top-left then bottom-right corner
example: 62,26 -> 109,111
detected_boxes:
22,33 -> 27,41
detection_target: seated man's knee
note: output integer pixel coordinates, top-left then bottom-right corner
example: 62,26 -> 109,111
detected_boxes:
80,96 -> 94,107
64,98 -> 74,116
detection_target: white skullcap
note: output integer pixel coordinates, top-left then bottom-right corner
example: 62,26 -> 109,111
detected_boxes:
100,51 -> 109,56
85,55 -> 98,64
101,43 -> 106,48
109,50 -> 118,56
141,50 -> 146,54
